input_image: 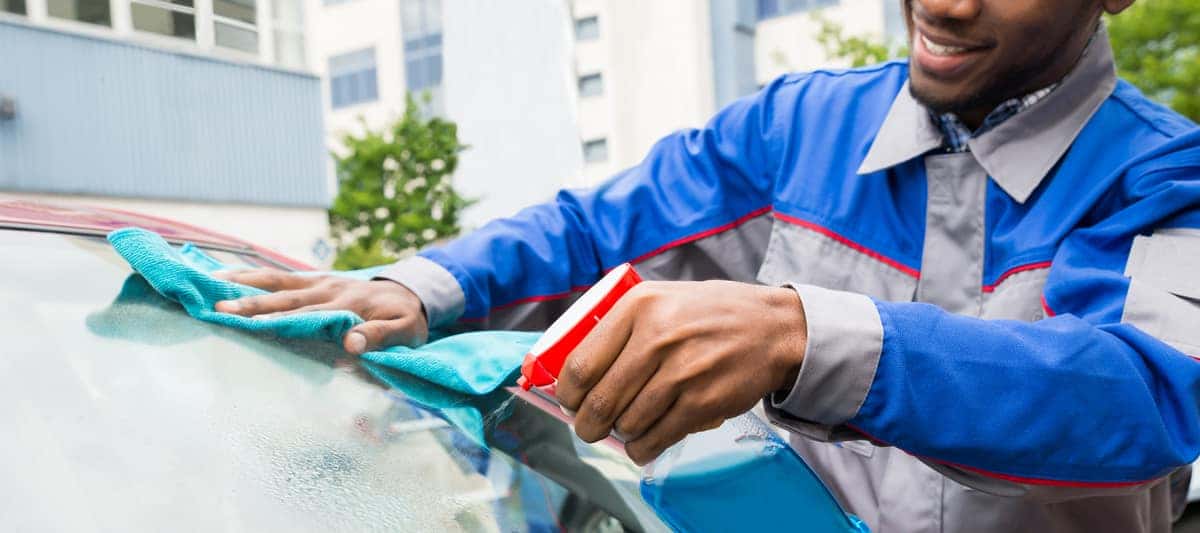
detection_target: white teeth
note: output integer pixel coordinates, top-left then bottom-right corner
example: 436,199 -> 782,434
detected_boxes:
921,34 -> 968,56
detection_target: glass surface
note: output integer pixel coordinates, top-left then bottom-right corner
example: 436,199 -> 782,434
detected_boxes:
405,51 -> 442,91
1,0 -> 26,15
215,21 -> 258,53
756,0 -> 838,21
575,16 -> 599,41
46,0 -> 110,26
329,48 -> 379,109
401,0 -> 441,37
583,138 -> 609,163
579,73 -> 604,98
274,31 -> 307,70
214,0 -> 255,24
131,2 -> 196,41
0,229 -> 657,532
272,0 -> 301,25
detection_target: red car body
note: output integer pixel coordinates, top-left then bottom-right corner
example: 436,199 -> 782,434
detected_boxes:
0,200 -> 314,271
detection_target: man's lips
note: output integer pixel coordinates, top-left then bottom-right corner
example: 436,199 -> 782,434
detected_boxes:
911,21 -> 992,79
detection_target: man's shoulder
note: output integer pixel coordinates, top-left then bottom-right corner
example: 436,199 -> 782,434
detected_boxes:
761,61 -> 906,105
1106,80 -> 1197,140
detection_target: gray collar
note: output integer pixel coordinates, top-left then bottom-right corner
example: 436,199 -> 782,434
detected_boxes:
857,25 -> 1118,203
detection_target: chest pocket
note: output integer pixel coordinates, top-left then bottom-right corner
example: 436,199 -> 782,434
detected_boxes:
755,219 -> 918,302
1122,229 -> 1200,357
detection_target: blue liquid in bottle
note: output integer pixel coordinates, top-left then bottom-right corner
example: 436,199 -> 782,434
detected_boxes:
638,422 -> 868,533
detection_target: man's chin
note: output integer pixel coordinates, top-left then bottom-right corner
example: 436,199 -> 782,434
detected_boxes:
908,75 -> 982,116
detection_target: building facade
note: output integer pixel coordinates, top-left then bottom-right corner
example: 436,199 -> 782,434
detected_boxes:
309,0 -> 900,224
310,0 -> 583,227
0,2 -> 330,265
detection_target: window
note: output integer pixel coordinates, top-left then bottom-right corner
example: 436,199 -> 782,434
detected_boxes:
574,15 -> 599,41
131,0 -> 196,41
329,47 -> 378,109
47,0 -> 111,26
578,73 -> 603,98
273,0 -> 306,69
756,0 -> 837,20
1,0 -> 26,15
582,138 -> 608,163
402,0 -> 443,112
213,0 -> 257,53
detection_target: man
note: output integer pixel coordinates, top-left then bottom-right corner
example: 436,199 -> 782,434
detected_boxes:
216,0 -> 1200,530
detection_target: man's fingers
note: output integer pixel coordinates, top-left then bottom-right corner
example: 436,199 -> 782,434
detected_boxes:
572,341 -> 660,443
344,318 -> 425,355
213,268 -> 317,292
624,400 -> 700,466
612,374 -> 680,441
554,292 -> 639,413
246,303 -> 341,319
214,288 -> 326,316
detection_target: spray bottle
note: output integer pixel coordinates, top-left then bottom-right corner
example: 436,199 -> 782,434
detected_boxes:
517,264 -> 868,533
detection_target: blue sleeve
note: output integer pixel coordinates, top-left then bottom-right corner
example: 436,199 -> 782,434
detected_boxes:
417,78 -> 792,324
850,154 -> 1200,488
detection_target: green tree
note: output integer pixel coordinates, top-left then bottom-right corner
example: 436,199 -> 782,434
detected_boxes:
812,13 -> 907,68
328,95 -> 473,270
1107,0 -> 1200,122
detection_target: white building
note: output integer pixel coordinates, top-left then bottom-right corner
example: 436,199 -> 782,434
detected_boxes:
567,0 -> 758,186
309,0 -> 584,228
565,0 -> 904,186
1,0 -> 333,266
309,0 -> 900,225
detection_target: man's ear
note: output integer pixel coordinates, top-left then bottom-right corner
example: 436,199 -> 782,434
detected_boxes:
1101,0 -> 1135,15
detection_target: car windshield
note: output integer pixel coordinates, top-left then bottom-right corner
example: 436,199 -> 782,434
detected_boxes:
0,229 -> 664,532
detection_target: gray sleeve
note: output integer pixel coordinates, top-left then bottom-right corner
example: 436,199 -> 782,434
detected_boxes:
374,256 -> 465,329
763,283 -> 884,439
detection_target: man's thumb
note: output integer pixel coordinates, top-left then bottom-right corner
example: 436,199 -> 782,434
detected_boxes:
344,318 -> 424,354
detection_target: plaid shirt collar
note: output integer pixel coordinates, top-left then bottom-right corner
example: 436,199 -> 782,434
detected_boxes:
857,24 -> 1117,203
934,85 -> 1059,153
933,26 -> 1100,154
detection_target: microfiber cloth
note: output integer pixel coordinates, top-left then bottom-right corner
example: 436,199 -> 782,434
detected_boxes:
106,227 -> 537,396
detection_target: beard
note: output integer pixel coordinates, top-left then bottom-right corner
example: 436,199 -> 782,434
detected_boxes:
908,57 -> 1049,116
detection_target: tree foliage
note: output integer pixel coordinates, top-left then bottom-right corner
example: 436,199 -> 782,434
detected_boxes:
328,95 -> 473,270
1107,0 -> 1200,122
812,13 -> 907,68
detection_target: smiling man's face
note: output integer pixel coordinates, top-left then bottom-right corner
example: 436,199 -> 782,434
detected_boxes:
903,0 -> 1110,124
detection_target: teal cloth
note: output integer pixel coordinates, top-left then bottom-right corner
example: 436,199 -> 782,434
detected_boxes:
107,227 -> 538,396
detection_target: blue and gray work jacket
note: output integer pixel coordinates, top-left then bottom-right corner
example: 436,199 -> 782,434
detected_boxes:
380,29 -> 1200,533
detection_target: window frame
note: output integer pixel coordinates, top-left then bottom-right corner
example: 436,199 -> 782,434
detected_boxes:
756,0 -> 837,21
577,72 -> 603,98
328,46 -> 380,110
582,137 -> 609,164
13,0 -> 302,69
574,15 -> 599,41
128,0 -> 196,42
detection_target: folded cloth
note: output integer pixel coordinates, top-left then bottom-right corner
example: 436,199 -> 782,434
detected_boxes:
107,227 -> 536,395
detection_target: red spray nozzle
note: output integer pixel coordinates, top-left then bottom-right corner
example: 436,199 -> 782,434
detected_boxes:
518,263 -> 643,391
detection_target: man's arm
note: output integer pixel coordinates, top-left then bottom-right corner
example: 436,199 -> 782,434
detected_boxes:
767,137 -> 1200,501
380,79 -> 786,333
217,76 -> 797,350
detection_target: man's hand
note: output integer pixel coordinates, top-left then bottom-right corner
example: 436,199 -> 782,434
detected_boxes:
555,280 -> 807,465
212,269 -> 428,354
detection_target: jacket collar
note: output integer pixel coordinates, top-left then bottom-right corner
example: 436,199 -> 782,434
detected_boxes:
856,26 -> 1118,203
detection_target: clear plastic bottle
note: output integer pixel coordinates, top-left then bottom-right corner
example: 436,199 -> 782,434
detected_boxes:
639,412 -> 868,532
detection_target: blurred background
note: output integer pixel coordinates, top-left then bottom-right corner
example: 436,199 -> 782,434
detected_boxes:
1,0 -> 1195,269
